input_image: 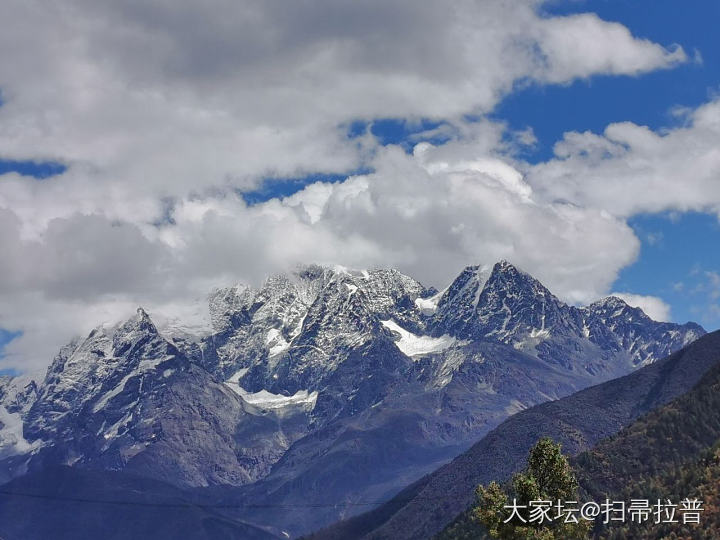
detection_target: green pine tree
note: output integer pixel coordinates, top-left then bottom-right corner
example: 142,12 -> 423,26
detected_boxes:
471,437 -> 590,539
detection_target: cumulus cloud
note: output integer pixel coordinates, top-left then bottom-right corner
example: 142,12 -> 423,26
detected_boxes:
611,293 -> 672,322
0,0 -> 685,221
280,140 -> 640,301
0,135 -> 644,370
0,0 -> 694,370
527,98 -> 720,218
533,13 -> 686,82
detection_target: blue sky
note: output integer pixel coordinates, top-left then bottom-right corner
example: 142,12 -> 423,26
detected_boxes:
0,330 -> 21,375
272,0 -> 719,328
494,0 -> 720,328
2,0 -> 720,372
499,0 -> 720,162
616,212 -> 720,328
326,0 -> 720,328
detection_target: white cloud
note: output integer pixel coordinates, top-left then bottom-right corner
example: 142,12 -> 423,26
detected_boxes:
0,1 -> 685,222
0,0 -> 693,370
1,133 -> 644,370
611,293 -> 672,322
533,13 -> 686,82
282,141 -> 640,302
527,99 -> 720,219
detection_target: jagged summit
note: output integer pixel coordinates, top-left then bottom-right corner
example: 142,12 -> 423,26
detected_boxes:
586,295 -> 645,317
494,258 -> 527,273
485,259 -> 551,292
430,259 -> 566,344
590,295 -> 630,307
118,306 -> 158,334
431,264 -> 492,334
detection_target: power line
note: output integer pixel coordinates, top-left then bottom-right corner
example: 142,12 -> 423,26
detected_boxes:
0,489 -> 434,509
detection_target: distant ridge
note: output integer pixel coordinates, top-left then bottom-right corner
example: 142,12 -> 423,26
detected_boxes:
312,330 -> 720,539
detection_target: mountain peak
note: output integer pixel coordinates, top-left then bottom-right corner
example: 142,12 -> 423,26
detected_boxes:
431,264 -> 492,336
483,259 -> 552,299
591,295 -> 629,307
490,259 -> 534,281
109,307 -> 160,349
495,258 -> 515,269
431,260 -> 570,342
129,306 -> 157,331
586,295 -> 642,318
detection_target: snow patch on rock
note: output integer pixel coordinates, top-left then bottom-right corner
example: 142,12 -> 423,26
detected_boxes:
224,382 -> 318,411
414,289 -> 445,315
226,368 -> 249,385
381,319 -> 458,357
265,328 -> 290,357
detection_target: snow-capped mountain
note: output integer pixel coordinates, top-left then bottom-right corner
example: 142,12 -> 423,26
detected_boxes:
0,261 -> 705,536
205,265 -> 429,392
13,309 -> 311,487
427,261 -> 702,375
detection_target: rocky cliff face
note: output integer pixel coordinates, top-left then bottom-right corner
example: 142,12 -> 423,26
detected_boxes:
0,261 -> 705,537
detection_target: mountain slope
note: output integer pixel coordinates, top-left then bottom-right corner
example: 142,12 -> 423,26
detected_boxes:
582,443 -> 720,539
571,354 -> 720,538
213,339 -> 617,537
436,329 -> 720,539
312,330 -> 720,540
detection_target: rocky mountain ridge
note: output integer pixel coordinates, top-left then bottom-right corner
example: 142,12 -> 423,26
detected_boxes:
0,260 -> 705,536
